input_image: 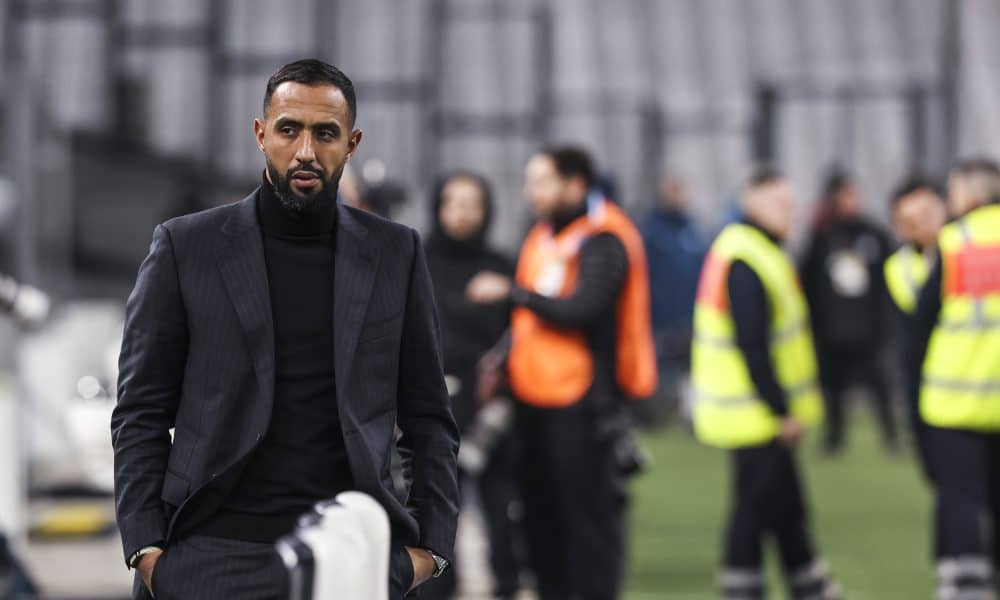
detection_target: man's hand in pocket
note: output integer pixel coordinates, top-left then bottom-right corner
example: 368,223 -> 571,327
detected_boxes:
405,547 -> 436,591
138,549 -> 164,594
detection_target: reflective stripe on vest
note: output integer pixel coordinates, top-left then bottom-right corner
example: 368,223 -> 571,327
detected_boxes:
508,197 -> 658,408
884,246 -> 931,314
691,223 -> 823,449
921,204 -> 1000,430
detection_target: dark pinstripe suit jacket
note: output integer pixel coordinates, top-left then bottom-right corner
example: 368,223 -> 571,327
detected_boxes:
111,189 -> 460,568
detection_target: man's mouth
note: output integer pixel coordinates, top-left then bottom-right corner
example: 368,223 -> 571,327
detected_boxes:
291,171 -> 321,190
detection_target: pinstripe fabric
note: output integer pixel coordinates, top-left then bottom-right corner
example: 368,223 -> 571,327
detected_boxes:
132,537 -> 415,600
114,189 -> 460,597
132,535 -> 286,599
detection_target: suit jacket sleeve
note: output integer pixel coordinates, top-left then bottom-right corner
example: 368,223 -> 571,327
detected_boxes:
111,224 -> 189,565
397,229 -> 461,562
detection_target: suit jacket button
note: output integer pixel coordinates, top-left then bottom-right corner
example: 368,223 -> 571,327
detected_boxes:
211,473 -> 217,479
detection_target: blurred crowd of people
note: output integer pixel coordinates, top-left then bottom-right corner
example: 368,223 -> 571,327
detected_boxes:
399,143 -> 1000,599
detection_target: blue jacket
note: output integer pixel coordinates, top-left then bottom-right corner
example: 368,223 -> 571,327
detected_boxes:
640,209 -> 707,334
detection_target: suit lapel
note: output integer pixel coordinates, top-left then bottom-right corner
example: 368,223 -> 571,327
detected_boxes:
218,192 -> 276,412
333,204 -> 379,430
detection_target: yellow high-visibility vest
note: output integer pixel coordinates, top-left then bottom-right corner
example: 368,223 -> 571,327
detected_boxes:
884,246 -> 932,314
691,224 -> 823,449
921,204 -> 1000,430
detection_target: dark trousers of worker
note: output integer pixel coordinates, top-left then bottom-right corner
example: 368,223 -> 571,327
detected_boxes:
907,397 -> 936,483
723,442 -> 818,599
479,429 -> 525,597
517,399 -> 626,600
131,533 -> 415,600
421,430 -> 523,600
820,349 -> 897,452
928,426 -> 1000,596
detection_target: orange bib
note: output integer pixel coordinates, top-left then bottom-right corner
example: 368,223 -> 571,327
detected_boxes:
508,200 -> 658,407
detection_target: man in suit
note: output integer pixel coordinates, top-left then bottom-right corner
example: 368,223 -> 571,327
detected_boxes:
111,59 -> 460,599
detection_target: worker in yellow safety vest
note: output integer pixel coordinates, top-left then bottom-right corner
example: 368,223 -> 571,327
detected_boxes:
910,158 -> 1000,599
691,167 -> 842,600
885,174 -> 947,481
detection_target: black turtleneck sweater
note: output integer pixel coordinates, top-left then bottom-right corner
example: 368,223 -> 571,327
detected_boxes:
425,229 -> 513,431
205,177 -> 353,542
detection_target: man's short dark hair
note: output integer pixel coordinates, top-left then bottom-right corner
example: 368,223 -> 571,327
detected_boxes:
263,59 -> 357,125
820,166 -> 853,201
889,173 -> 942,210
950,157 -> 1000,204
540,146 -> 596,188
746,165 -> 784,189
951,157 -> 1000,178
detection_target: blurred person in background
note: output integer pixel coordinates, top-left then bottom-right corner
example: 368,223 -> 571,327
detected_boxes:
337,162 -> 363,208
338,161 -> 407,219
884,175 -> 947,481
910,158 -> 1000,599
800,168 -> 897,455
640,175 -> 708,425
474,146 -> 657,599
692,167 -> 841,600
0,274 -> 46,599
112,59 -> 458,599
0,274 -> 51,327
422,171 -> 522,599
361,179 -> 407,219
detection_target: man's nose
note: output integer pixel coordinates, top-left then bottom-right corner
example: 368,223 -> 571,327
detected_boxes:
294,135 -> 316,164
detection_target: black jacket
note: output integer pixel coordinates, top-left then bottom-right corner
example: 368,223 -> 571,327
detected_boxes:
726,221 -> 790,416
112,190 -> 460,565
425,224 -> 512,431
800,218 -> 892,351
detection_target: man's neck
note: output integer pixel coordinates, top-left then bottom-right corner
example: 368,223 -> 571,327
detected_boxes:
549,199 -> 588,233
742,216 -> 783,245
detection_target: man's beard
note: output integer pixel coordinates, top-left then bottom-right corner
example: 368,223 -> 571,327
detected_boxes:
266,161 -> 341,214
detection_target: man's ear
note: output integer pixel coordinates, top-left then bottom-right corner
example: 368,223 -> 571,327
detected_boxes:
346,129 -> 364,161
253,118 -> 266,151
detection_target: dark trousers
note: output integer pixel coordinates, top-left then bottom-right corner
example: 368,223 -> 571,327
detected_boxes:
820,350 -> 897,452
131,534 -> 287,600
517,400 -> 626,600
131,533 -> 415,600
929,427 -> 1000,575
907,398 -> 936,483
420,430 -> 523,600
724,443 -> 815,574
478,430 -> 524,597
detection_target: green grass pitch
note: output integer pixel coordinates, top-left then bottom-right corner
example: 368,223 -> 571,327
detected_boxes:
625,418 -> 935,599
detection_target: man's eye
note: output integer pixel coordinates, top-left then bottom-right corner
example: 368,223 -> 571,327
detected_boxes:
318,130 -> 335,140
280,127 -> 296,136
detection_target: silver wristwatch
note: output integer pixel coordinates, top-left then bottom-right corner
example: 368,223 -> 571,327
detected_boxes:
426,549 -> 449,578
